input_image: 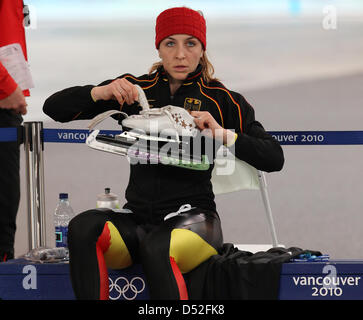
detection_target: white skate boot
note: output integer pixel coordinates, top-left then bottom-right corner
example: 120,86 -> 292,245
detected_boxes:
122,104 -> 199,140
86,85 -> 209,170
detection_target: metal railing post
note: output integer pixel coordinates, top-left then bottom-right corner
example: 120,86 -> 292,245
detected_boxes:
23,121 -> 47,250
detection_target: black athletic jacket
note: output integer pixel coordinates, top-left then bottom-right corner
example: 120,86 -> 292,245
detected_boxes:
43,64 -> 284,223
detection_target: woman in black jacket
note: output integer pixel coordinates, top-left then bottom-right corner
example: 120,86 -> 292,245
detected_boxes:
43,7 -> 284,300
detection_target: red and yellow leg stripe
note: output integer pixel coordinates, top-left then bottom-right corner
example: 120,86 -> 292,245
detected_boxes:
96,221 -> 132,300
169,229 -> 218,300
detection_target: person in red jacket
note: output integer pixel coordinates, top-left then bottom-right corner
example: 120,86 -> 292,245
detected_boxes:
0,0 -> 30,261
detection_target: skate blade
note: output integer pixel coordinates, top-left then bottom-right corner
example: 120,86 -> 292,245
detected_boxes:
121,128 -> 180,143
86,130 -> 128,156
96,132 -> 197,161
87,130 -> 210,170
127,148 -> 210,171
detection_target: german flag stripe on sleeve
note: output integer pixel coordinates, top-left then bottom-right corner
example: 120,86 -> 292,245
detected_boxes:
200,78 -> 243,133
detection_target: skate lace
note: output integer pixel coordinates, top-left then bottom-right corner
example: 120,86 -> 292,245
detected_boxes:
88,110 -> 128,130
88,85 -> 148,130
135,84 -> 150,111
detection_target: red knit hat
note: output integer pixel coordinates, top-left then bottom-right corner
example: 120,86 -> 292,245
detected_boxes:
155,7 -> 206,49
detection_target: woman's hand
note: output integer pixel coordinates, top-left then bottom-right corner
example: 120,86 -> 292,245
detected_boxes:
191,110 -> 222,136
191,110 -> 237,145
91,78 -> 139,106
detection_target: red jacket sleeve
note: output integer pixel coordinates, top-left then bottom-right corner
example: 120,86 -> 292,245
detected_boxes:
0,0 -> 30,98
0,61 -> 18,99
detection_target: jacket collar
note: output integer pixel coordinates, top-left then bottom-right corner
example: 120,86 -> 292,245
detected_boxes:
159,64 -> 202,83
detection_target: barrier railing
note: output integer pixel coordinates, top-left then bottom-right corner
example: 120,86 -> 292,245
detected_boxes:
1,124 -> 363,251
23,122 -> 47,250
40,129 -> 363,145
2,126 -> 363,145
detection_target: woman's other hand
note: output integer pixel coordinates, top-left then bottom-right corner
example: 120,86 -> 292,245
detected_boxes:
91,78 -> 139,106
191,110 -> 237,145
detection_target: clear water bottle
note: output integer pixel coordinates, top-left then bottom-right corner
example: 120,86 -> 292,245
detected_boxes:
96,188 -> 120,209
54,193 -> 75,247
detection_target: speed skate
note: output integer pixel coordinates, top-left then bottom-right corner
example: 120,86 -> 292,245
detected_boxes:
86,85 -> 210,170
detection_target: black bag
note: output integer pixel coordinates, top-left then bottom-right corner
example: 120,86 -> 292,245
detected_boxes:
185,244 -> 322,300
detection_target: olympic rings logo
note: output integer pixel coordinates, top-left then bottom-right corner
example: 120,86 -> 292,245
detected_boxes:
108,276 -> 146,300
